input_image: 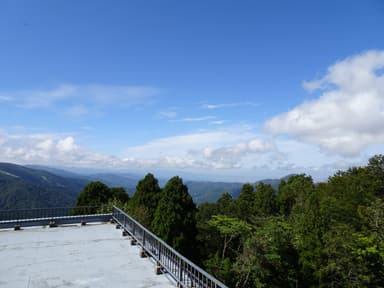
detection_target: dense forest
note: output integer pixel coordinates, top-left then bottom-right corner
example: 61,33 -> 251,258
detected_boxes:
0,163 -> 87,209
75,155 -> 384,287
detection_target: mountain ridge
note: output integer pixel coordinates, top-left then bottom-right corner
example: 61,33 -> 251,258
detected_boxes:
0,162 -> 87,209
0,162 -> 292,208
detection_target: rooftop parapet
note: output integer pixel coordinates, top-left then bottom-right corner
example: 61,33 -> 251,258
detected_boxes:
0,206 -> 111,229
0,206 -> 228,288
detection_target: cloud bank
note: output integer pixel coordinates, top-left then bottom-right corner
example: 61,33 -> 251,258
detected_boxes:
123,129 -> 275,169
265,50 -> 384,156
0,129 -> 275,172
0,132 -> 119,167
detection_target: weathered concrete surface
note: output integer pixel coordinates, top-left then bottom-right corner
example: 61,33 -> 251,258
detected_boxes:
0,223 -> 174,288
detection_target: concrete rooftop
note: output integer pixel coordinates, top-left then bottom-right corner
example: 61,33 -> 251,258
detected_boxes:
0,223 -> 175,288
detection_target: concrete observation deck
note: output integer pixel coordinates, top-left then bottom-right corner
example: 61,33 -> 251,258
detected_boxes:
0,223 -> 174,288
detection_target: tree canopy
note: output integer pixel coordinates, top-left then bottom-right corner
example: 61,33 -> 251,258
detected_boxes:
74,154 -> 384,287
194,155 -> 384,287
75,181 -> 129,209
129,173 -> 161,228
152,176 -> 197,258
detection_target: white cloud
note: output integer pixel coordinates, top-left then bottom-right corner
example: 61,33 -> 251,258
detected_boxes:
0,128 -> 364,181
265,50 -> 384,156
0,127 -> 276,172
188,138 -> 275,169
202,101 -> 259,110
123,129 -> 275,169
124,131 -> 241,158
210,120 -> 225,125
84,85 -> 159,106
0,132 -> 118,167
159,110 -> 178,119
0,84 -> 159,110
171,116 -> 216,122
56,137 -> 79,153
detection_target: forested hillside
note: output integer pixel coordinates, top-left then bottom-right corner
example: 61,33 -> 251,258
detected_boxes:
0,163 -> 87,209
2,163 -> 288,207
87,155 -> 384,287
185,181 -> 243,203
200,155 -> 384,287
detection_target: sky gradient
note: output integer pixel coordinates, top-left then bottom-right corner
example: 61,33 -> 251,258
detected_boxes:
1,0 -> 384,181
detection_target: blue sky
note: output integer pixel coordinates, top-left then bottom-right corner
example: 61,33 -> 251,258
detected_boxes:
1,0 -> 384,181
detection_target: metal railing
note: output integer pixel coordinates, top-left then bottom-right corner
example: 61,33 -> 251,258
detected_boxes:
0,206 -> 111,228
112,206 -> 228,288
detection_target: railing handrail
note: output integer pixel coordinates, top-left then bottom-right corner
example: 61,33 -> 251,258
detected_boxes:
112,205 -> 228,288
0,206 -> 101,213
0,206 -> 112,228
0,206 -> 110,222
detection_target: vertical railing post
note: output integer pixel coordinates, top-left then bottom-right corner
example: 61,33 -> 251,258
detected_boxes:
143,230 -> 146,246
179,257 -> 183,286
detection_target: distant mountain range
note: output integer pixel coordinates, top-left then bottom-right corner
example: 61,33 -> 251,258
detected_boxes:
0,163 -> 87,209
0,162 -> 292,209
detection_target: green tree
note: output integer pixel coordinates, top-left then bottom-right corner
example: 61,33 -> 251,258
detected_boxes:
129,173 -> 161,228
234,217 -> 298,288
217,192 -> 237,216
205,253 -> 236,287
360,198 -> 384,242
367,154 -> 384,199
194,155 -> 384,287
110,187 -> 129,203
290,183 -> 327,286
326,167 -> 375,229
254,182 -> 277,216
97,198 -> 129,214
319,223 -> 383,287
208,214 -> 251,260
196,202 -> 221,265
75,181 -> 129,214
277,174 -> 314,216
75,181 -> 113,207
152,176 -> 197,258
291,162 -> 384,286
237,183 -> 255,221
207,214 -> 251,287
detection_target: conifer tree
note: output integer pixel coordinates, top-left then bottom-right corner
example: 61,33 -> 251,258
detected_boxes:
152,176 -> 197,258
130,173 -> 161,227
236,183 -> 255,221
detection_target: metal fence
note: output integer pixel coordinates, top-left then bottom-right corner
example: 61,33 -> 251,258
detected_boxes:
112,206 -> 228,288
0,206 -> 111,228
